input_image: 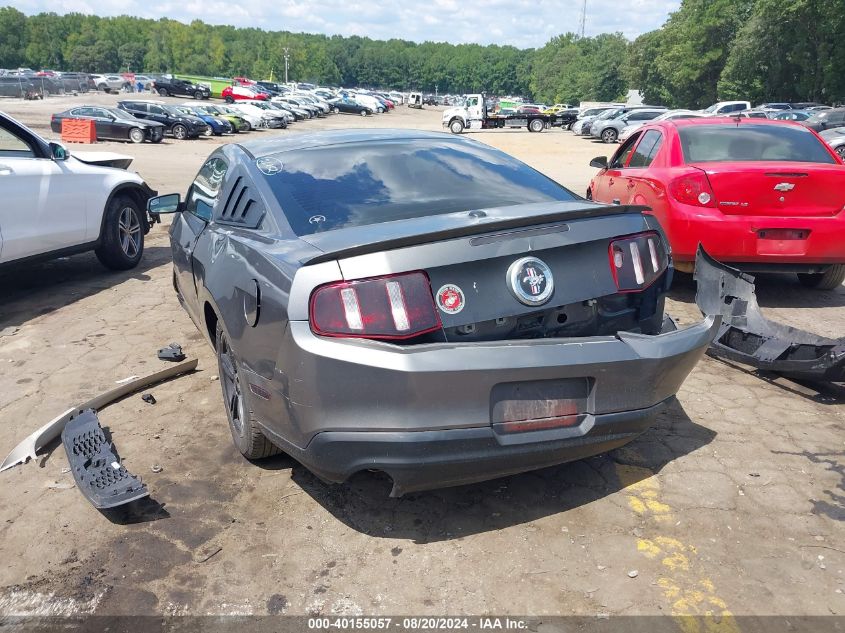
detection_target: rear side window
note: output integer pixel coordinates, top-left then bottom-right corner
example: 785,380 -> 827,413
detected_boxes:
628,130 -> 663,168
186,156 -> 228,221
679,125 -> 836,164
260,139 -> 578,236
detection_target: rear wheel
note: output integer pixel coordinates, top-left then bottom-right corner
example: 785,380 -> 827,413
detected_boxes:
215,323 -> 281,460
225,95 -> 234,104
332,107 -> 339,114
157,88 -> 168,97
797,265 -> 845,290
449,119 -> 465,134
529,118 -> 545,133
193,91 -> 203,100
129,127 -> 145,143
360,109 -> 368,117
836,145 -> 845,160
172,124 -> 188,140
601,128 -> 618,143
95,195 -> 144,270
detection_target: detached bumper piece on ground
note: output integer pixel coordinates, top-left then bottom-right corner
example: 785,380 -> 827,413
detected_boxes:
695,247 -> 845,383
62,409 -> 149,509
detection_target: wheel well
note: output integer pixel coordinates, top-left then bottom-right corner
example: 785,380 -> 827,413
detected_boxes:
204,302 -> 219,350
98,184 -> 153,242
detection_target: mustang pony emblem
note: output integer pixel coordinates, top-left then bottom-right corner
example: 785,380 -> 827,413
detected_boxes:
507,257 -> 554,306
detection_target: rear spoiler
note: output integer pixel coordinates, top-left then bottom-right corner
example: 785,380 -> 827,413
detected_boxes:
301,203 -> 647,265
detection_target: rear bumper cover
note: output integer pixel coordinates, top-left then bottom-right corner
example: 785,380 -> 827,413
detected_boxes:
249,258 -> 731,496
659,203 -> 845,267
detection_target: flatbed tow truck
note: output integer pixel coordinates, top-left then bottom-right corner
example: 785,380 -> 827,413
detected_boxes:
442,93 -> 562,134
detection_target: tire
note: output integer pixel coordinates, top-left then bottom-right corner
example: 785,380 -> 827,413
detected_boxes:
586,188 -> 593,200
225,96 -> 234,104
332,107 -> 339,114
172,124 -> 188,140
95,195 -> 144,270
797,265 -> 845,290
157,88 -> 168,97
601,128 -> 618,143
129,128 -> 145,143
98,84 -> 108,93
566,122 -> 574,131
449,118 -> 464,134
215,322 -> 281,460
529,118 -> 544,133
193,91 -> 203,100
152,135 -> 164,144
240,121 -> 251,132
836,145 -> 845,160
360,109 -> 368,116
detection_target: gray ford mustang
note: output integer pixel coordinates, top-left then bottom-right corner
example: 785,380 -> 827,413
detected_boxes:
149,129 -> 728,496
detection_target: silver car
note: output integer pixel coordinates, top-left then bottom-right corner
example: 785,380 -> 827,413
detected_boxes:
147,129 -> 728,497
591,108 -> 667,143
820,126 -> 845,159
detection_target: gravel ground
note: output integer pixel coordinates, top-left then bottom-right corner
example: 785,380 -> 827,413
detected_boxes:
0,93 -> 842,620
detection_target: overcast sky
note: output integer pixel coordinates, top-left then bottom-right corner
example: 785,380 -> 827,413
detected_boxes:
15,0 -> 680,47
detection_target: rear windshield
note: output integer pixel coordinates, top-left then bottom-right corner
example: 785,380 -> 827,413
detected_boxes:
260,139 -> 578,235
679,124 -> 836,164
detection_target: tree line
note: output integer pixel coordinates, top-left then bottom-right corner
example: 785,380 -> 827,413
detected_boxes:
1,0 -> 842,108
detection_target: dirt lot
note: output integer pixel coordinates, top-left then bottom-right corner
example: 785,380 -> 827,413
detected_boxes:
0,93 -> 842,622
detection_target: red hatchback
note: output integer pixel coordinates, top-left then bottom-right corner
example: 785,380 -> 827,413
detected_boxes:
588,118 -> 845,289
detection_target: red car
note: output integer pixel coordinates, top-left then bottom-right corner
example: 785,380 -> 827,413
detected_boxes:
221,85 -> 268,103
588,118 -> 845,289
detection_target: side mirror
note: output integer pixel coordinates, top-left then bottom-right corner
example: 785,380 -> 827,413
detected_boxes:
147,193 -> 182,214
590,156 -> 608,169
49,142 -> 70,161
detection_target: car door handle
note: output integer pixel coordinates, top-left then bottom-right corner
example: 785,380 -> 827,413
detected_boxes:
608,178 -> 615,186
627,181 -> 636,189
0,164 -> 12,175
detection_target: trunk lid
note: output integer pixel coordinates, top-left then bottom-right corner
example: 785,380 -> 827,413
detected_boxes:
693,162 -> 845,217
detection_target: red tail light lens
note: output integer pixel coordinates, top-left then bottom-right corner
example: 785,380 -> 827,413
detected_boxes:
609,232 -> 669,292
310,271 -> 442,340
669,172 -> 716,207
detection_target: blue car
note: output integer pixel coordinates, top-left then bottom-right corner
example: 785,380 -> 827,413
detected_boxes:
175,105 -> 232,135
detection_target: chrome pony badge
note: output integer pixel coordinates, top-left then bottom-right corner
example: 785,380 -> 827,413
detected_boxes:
774,182 -> 795,192
436,284 -> 465,315
507,257 -> 554,306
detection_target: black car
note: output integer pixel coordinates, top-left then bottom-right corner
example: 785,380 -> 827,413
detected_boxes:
145,129 -> 731,497
151,77 -> 210,100
0,76 -> 41,99
56,72 -> 94,93
803,108 -> 845,132
327,98 -> 372,116
255,81 -> 286,96
118,100 -> 209,139
51,106 -> 165,143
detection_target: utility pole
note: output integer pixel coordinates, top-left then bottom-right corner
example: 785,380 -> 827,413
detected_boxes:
578,0 -> 586,38
283,47 -> 290,84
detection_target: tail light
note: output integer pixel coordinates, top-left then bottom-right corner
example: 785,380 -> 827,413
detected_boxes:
609,232 -> 668,292
310,271 -> 441,340
669,172 -> 716,207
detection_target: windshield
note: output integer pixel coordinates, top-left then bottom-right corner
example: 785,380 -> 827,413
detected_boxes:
703,104 -> 718,114
162,105 -> 187,116
595,108 -> 621,121
260,139 -> 578,236
679,124 -> 836,164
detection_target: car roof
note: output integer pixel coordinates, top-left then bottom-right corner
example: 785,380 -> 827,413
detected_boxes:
237,129 -> 474,159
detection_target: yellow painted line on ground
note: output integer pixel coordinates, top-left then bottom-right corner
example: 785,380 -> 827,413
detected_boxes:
615,463 -> 739,633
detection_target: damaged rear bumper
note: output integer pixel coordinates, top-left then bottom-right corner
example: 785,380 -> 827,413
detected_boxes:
252,249 -> 742,496
694,247 -> 845,382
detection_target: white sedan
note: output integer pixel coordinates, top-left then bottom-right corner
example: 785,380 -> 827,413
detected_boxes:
618,110 -> 706,142
0,111 -> 157,270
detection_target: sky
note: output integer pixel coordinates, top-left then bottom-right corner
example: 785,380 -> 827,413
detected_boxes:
13,0 -> 681,47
